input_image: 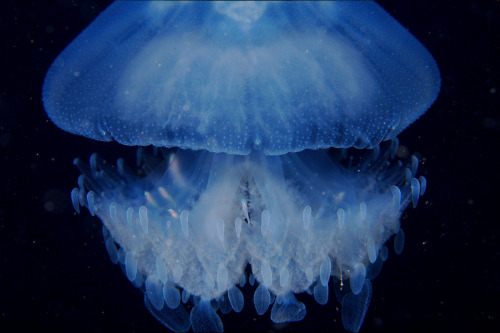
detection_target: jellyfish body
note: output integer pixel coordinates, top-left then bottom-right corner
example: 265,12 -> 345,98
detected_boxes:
43,2 -> 439,332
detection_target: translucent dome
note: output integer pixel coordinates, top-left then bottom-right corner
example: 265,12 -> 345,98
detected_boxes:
42,1 -> 439,155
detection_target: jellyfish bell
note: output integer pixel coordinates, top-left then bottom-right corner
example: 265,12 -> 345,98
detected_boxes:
43,1 -> 439,155
43,2 -> 439,332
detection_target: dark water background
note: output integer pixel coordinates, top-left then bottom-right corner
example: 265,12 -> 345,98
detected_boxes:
1,1 -> 498,332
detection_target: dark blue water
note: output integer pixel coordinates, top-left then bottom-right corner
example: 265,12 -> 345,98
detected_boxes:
1,1 -> 498,332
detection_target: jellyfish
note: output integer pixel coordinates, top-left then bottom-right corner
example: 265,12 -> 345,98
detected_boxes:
42,1 -> 440,332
